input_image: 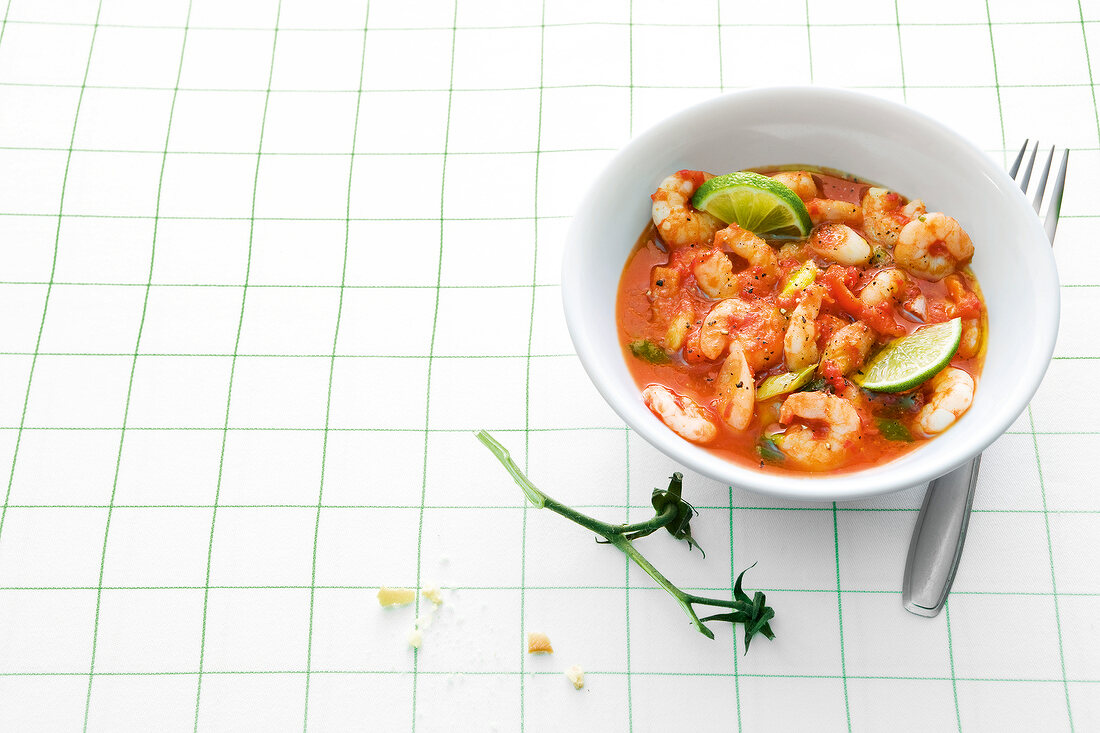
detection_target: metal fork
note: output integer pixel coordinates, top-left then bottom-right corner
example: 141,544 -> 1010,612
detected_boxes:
902,140 -> 1068,617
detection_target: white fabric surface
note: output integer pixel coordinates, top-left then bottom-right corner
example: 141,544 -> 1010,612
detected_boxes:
0,0 -> 1096,731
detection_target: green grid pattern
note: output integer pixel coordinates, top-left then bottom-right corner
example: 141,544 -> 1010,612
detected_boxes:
299,0 -> 371,723
192,0 -> 282,725
0,1 -> 1096,731
80,0 -> 191,725
11,18 -> 1100,31
409,0 -> 458,727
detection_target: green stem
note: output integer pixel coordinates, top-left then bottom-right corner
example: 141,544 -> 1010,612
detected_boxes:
478,429 -> 677,538
539,495 -> 620,536
613,534 -> 715,638
617,507 -> 678,536
476,429 -> 774,644
476,430 -> 546,508
683,594 -> 742,609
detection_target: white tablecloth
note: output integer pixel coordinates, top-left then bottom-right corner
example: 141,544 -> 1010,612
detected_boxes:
0,0 -> 1096,730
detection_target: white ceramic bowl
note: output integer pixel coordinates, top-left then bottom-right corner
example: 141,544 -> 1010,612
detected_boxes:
562,87 -> 1059,502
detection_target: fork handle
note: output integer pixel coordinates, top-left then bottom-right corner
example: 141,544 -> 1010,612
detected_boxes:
902,455 -> 981,617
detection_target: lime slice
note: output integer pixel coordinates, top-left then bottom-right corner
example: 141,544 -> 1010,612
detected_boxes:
756,363 -> 818,401
853,318 -> 963,393
691,171 -> 813,238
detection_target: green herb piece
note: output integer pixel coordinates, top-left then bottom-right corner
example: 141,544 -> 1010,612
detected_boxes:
876,417 -> 914,442
629,339 -> 670,364
799,377 -> 827,393
864,391 -> 920,419
647,472 -> 705,555
700,564 -> 776,652
868,246 -> 891,266
757,436 -> 785,463
895,394 -> 918,412
476,430 -> 776,647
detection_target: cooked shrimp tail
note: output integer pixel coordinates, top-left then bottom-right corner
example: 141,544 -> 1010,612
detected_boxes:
809,223 -> 871,266
777,392 -> 863,470
698,297 -> 786,370
769,170 -> 819,201
862,187 -> 924,246
820,322 -> 875,377
651,170 -> 725,249
915,367 -> 975,436
806,198 -> 862,226
783,284 -> 823,370
714,224 -> 779,287
643,384 -> 719,444
716,342 -> 755,431
895,212 -> 974,281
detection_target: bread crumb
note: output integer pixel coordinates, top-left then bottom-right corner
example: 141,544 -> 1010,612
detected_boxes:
526,632 -> 553,654
407,607 -> 437,650
422,585 -> 443,605
377,587 -> 415,606
564,665 -> 585,690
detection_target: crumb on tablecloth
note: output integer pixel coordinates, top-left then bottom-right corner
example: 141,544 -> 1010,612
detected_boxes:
527,632 -> 553,654
377,587 -> 416,606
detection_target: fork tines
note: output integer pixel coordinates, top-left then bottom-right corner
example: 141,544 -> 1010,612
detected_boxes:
1008,139 -> 1069,243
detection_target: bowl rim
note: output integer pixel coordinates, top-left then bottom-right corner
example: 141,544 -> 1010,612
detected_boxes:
561,86 -> 1060,502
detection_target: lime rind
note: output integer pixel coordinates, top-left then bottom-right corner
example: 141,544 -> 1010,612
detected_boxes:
853,318 -> 963,393
691,171 -> 812,238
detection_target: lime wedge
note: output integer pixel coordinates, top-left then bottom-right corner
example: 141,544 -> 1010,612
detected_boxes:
756,363 -> 818,401
691,171 -> 813,238
853,319 -> 963,393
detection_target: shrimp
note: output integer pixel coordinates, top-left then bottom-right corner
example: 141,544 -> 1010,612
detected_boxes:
642,384 -> 718,444
806,198 -> 862,226
820,322 -> 875,376
860,268 -> 929,323
777,240 -> 808,262
651,170 -> 724,249
895,212 -> 974,281
861,187 -> 925,246
904,294 -> 927,321
915,367 -> 975,436
902,199 -> 927,219
693,250 -> 739,299
714,224 -> 779,286
770,171 -> 819,201
648,264 -> 695,349
699,297 -> 786,370
715,342 -> 754,431
784,284 -> 823,370
957,318 -> 981,359
809,223 -> 871,266
778,392 -> 863,470
859,268 -> 908,308
699,298 -> 744,360
944,274 -> 983,358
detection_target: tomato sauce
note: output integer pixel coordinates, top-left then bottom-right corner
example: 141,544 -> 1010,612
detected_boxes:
617,167 -> 986,474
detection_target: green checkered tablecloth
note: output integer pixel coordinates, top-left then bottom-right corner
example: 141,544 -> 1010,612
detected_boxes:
0,0 -> 1096,730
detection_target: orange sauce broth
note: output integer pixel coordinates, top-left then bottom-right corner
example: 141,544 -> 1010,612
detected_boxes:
616,167 -> 986,475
